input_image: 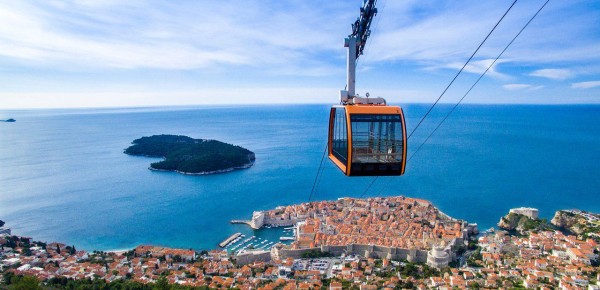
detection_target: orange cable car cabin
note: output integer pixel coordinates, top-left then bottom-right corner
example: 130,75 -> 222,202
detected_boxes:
328,104 -> 407,176
328,0 -> 407,176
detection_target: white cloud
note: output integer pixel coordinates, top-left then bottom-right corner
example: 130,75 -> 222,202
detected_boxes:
0,87 -> 339,109
366,1 -> 600,66
1,0 -> 600,107
442,59 -> 508,79
503,84 -> 543,91
571,81 -> 600,89
0,1 -> 349,72
530,69 -> 574,80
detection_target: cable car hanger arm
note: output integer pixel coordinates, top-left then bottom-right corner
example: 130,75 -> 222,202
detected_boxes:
352,0 -> 378,60
341,0 -> 385,106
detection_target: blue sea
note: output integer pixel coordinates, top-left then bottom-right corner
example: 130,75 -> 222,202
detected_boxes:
1,104 -> 599,251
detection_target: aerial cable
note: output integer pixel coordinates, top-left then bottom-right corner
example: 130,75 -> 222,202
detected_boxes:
308,144 -> 328,202
372,0 -> 551,197
360,0 -> 519,199
357,175 -> 379,199
408,0 -> 551,163
406,0 -> 518,141
313,150 -> 331,199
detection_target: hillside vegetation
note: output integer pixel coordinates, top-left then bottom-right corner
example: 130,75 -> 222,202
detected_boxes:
124,135 -> 255,174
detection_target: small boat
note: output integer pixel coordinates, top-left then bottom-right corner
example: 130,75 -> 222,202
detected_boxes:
280,237 -> 295,241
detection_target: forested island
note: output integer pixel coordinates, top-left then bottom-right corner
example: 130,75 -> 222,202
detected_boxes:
2,118 -> 15,122
124,135 -> 255,175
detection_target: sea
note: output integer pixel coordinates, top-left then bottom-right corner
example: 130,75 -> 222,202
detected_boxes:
0,104 -> 598,251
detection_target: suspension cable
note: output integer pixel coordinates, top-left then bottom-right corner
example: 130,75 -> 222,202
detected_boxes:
406,0 -> 518,141
358,176 -> 379,199
408,0 -> 550,163
359,0 -> 518,199
372,0 -> 551,197
308,144 -> 328,202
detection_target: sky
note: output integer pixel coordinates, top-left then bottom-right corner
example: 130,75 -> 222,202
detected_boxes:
1,0 -> 599,108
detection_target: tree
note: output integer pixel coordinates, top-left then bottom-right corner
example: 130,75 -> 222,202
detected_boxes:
153,276 -> 170,290
3,271 -> 14,284
56,244 -> 61,253
11,275 -> 42,290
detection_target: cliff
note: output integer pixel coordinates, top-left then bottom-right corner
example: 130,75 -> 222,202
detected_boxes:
498,212 -> 552,234
550,210 -> 580,231
551,210 -> 599,239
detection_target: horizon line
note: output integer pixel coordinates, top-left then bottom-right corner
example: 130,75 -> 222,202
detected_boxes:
2,101 -> 600,111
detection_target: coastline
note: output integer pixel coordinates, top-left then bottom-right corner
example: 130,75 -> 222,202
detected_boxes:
148,160 -> 255,175
102,248 -> 132,255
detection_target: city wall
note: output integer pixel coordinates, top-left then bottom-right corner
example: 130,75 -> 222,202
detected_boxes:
235,250 -> 271,265
274,244 -> 429,263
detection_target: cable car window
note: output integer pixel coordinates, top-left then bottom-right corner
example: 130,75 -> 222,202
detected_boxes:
350,114 -> 403,164
332,108 -> 348,163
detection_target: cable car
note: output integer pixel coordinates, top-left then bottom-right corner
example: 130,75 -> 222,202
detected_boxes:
328,0 -> 407,176
328,100 -> 407,176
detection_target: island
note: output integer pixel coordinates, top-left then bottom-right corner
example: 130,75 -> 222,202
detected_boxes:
124,134 -> 255,175
2,118 -> 15,122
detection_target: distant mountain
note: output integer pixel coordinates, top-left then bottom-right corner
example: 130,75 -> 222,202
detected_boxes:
124,134 -> 255,175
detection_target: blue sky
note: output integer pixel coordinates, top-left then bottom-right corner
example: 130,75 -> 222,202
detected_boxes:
1,0 -> 599,108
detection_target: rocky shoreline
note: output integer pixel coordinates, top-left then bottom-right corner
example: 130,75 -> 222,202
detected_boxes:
149,157 -> 255,175
497,207 -> 600,241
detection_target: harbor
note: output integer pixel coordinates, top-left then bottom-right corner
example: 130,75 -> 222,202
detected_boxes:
230,220 -> 251,226
217,223 -> 297,255
218,232 -> 242,248
224,235 -> 281,255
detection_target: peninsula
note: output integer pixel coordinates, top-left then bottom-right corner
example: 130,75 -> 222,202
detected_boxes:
124,134 -> 255,175
2,198 -> 599,290
2,118 -> 15,122
242,196 -> 480,269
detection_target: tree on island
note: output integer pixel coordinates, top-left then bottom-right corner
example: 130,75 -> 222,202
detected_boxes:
124,135 -> 255,175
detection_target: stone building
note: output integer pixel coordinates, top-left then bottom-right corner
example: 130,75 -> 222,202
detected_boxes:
250,211 -> 265,229
427,245 -> 450,269
509,207 -> 539,219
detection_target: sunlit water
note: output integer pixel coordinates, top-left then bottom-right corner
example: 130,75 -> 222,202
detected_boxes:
0,104 -> 598,250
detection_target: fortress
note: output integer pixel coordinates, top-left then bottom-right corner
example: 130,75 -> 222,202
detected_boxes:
509,207 -> 539,219
245,196 -> 474,269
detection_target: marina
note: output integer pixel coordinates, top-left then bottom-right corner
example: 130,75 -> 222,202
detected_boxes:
218,232 -> 243,248
221,232 -> 294,256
